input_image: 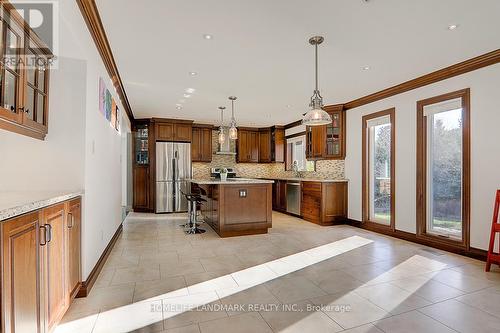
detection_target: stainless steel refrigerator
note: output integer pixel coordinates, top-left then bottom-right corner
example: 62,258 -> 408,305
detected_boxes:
156,142 -> 192,213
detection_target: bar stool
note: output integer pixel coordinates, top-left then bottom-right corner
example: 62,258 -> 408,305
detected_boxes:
181,191 -> 206,234
185,195 -> 206,234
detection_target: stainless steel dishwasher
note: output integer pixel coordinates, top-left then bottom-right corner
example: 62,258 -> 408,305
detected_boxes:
286,181 -> 301,215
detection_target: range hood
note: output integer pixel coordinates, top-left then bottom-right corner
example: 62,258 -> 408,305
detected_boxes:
215,127 -> 236,155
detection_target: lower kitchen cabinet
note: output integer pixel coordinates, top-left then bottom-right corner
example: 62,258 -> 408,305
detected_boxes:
301,181 -> 348,225
272,180 -> 287,212
0,197 -> 82,333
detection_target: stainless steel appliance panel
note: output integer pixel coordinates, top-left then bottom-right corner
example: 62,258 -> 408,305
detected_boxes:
286,182 -> 301,215
156,181 -> 174,213
173,143 -> 191,180
156,142 -> 174,182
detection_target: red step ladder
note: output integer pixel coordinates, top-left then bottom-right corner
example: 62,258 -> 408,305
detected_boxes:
486,189 -> 500,272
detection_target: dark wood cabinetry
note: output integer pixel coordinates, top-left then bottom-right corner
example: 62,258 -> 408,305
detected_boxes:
192,125 -> 212,162
133,120 -> 154,212
1,197 -> 82,333
272,180 -> 287,212
155,120 -> 193,142
301,181 -> 348,225
237,129 -> 259,163
306,105 -> 346,160
259,126 -> 285,163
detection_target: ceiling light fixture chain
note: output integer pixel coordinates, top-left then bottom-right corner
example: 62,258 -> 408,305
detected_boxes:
228,96 -> 238,140
218,106 -> 226,144
302,35 -> 332,126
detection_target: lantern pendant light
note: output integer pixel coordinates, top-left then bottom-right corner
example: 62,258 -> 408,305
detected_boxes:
228,96 -> 238,140
218,106 -> 226,144
302,36 -> 332,126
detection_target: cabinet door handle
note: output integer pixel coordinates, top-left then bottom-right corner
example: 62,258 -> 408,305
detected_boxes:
46,224 -> 52,243
40,225 -> 47,246
67,212 -> 74,229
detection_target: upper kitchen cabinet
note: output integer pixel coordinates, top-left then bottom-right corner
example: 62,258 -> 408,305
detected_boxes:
154,119 -> 193,142
0,3 -> 53,140
259,126 -> 285,163
192,125 -> 212,162
237,128 -> 259,163
306,104 -> 346,160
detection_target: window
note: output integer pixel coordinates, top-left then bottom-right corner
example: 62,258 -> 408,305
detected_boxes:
0,3 -> 52,140
362,108 -> 395,230
286,135 -> 315,172
417,89 -> 470,248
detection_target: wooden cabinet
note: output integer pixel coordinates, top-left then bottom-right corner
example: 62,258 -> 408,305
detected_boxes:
1,198 -> 82,333
133,165 -> 150,211
133,120 -> 154,212
259,126 -> 284,163
301,181 -> 348,225
192,126 -> 212,162
0,5 -> 52,140
306,105 -> 346,160
41,203 -> 68,332
237,129 -> 259,163
1,211 -> 43,333
272,180 -> 287,212
155,120 -> 193,142
66,198 -> 81,300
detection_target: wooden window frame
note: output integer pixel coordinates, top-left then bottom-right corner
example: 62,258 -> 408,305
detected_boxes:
416,88 -> 470,250
362,108 -> 396,232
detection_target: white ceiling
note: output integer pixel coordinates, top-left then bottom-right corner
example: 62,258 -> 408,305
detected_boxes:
96,0 -> 500,126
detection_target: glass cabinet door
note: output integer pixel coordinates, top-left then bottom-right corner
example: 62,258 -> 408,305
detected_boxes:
325,110 -> 343,158
135,124 -> 149,165
0,20 -> 23,123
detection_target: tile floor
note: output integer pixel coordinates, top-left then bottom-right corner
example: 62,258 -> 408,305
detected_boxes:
57,212 -> 500,333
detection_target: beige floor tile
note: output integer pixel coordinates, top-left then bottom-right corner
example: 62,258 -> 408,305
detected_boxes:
430,268 -> 495,292
390,275 -> 464,302
163,300 -> 227,330
419,299 -> 500,333
199,255 -> 246,273
134,276 -> 188,302
111,264 -> 161,285
185,271 -> 238,294
198,312 -> 272,333
265,276 -> 326,303
216,285 -> 281,316
374,310 -> 456,333
161,260 -> 206,278
341,324 -> 384,333
259,301 -> 343,333
310,292 -> 390,329
69,283 -> 135,313
163,324 -> 201,333
456,287 -> 500,318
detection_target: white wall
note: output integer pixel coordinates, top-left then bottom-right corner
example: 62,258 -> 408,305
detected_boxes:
0,1 -> 131,279
345,63 -> 500,250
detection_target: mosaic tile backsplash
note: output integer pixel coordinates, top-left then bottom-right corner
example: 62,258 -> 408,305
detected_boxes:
192,130 -> 345,180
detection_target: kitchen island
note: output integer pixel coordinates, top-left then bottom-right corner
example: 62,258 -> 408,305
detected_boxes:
190,178 -> 273,237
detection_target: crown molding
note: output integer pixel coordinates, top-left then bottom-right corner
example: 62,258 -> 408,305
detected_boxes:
76,0 -> 134,121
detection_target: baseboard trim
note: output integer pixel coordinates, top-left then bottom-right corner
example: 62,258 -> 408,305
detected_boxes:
76,223 -> 123,298
347,219 -> 487,261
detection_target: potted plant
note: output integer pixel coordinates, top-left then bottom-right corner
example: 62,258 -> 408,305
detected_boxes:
220,168 -> 228,181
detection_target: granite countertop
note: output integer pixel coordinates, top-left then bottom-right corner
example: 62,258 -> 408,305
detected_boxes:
260,177 -> 348,183
189,178 -> 274,185
0,190 -> 83,221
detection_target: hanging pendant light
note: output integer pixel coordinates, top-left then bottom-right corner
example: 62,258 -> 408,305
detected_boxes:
228,96 -> 238,140
302,36 -> 332,126
218,106 -> 226,144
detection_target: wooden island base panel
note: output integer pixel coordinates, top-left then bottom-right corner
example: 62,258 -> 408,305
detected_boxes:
191,179 -> 274,237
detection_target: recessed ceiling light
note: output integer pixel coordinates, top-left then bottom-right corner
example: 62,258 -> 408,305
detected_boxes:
183,94 -> 191,98
189,71 -> 198,76
448,24 -> 459,30
185,88 -> 196,94
286,105 -> 292,108
203,34 -> 213,40
362,66 -> 370,70
175,104 -> 182,110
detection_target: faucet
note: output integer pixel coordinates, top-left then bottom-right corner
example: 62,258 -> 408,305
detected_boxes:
292,161 -> 300,178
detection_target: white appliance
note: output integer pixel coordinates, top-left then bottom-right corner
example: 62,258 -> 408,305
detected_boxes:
156,142 -> 192,213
